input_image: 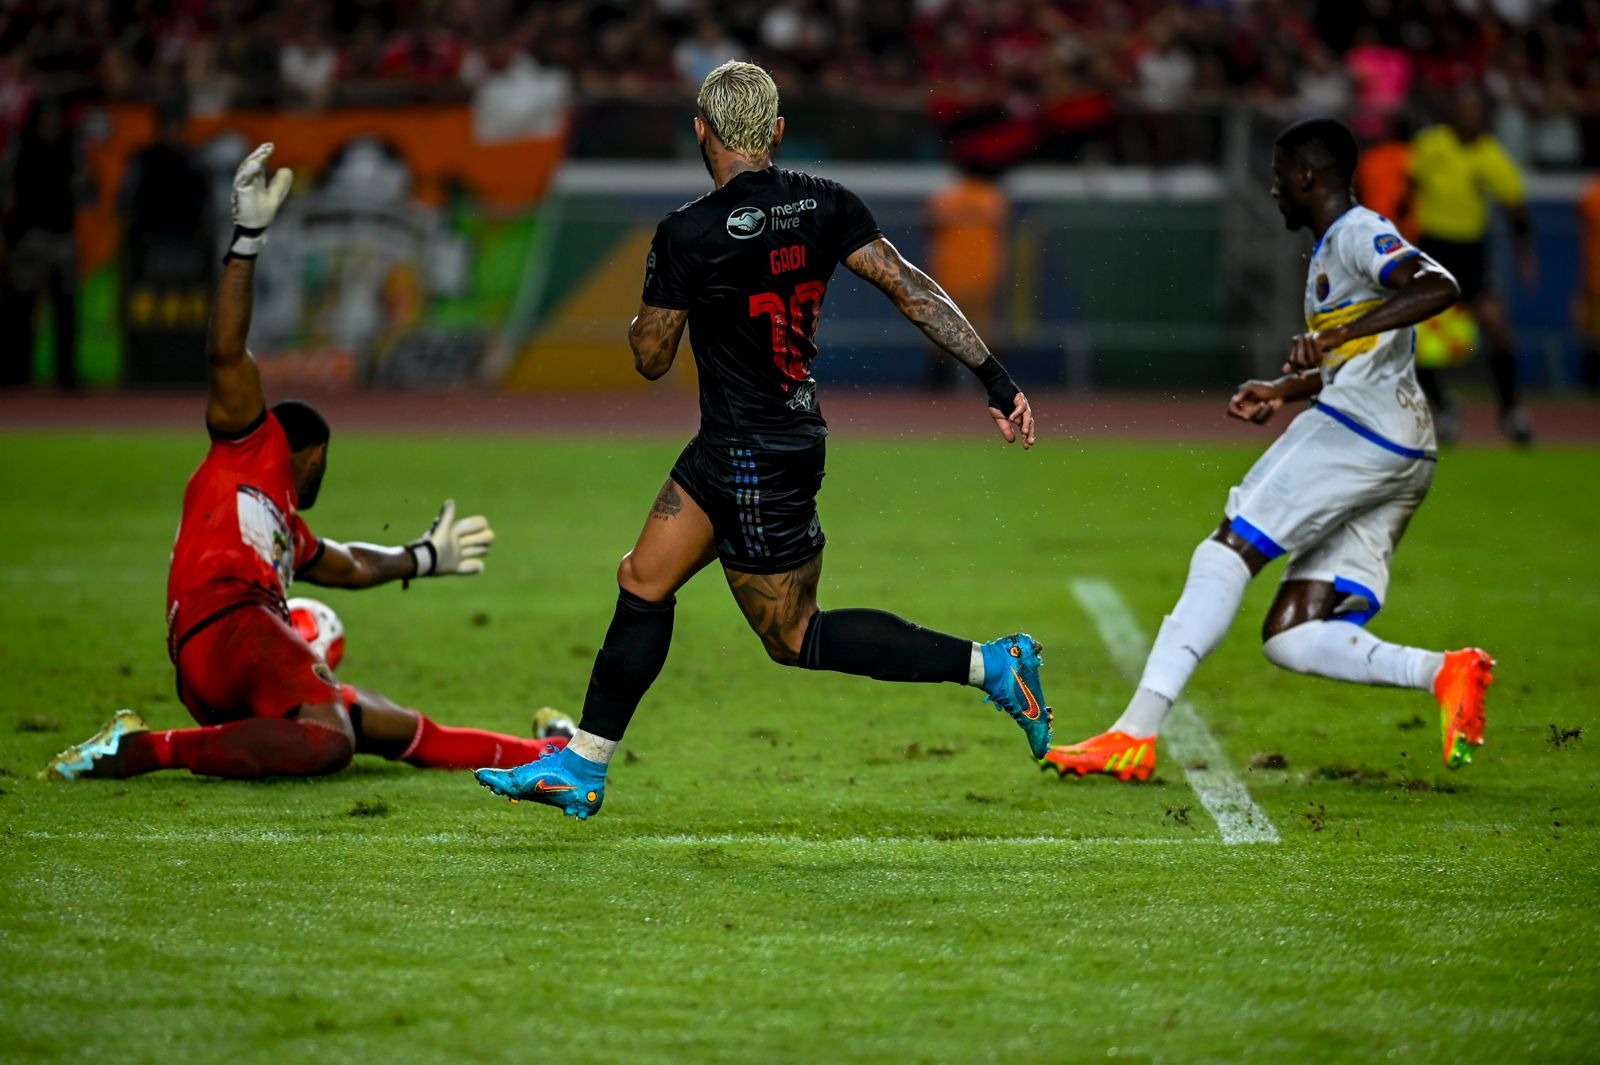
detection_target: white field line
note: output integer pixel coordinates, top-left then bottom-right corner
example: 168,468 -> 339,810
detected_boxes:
19,829 -> 1212,849
1070,579 -> 1279,845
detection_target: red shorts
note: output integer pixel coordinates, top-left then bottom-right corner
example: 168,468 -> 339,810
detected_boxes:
174,604 -> 343,726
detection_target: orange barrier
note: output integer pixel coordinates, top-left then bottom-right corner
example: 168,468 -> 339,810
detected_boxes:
80,103 -> 566,273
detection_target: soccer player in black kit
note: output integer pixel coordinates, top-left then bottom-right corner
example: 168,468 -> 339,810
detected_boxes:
476,62 -> 1049,819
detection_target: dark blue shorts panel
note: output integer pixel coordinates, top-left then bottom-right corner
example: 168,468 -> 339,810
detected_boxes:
669,437 -> 826,575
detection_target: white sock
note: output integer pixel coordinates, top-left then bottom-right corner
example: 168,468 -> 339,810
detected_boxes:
968,643 -> 985,687
1263,621 -> 1443,691
568,730 -> 619,766
1111,687 -> 1172,738
1137,539 -> 1254,699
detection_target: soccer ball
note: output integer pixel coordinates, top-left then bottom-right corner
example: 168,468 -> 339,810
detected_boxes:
287,597 -> 346,670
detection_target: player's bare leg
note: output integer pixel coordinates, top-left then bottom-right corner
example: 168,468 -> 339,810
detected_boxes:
43,700 -> 355,781
338,684 -> 566,769
724,552 -> 1053,758
1046,521 -> 1265,781
474,479 -> 716,817
1259,580 -> 1490,768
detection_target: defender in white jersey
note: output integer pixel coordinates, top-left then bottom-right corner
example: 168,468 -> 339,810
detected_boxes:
1046,119 -> 1494,782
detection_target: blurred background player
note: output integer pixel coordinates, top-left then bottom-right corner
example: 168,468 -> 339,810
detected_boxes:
0,97 -> 91,391
1577,173 -> 1600,392
43,144 -> 567,782
475,61 -> 1048,820
1353,115 -> 1414,240
1408,89 -> 1537,444
1044,119 -> 1492,783
923,160 -> 1008,391
116,97 -> 214,376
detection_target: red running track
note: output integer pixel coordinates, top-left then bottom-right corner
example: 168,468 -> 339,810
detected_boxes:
1,389 -> 1596,444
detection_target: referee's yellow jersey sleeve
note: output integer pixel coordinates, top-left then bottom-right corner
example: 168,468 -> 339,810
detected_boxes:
1480,137 -> 1524,207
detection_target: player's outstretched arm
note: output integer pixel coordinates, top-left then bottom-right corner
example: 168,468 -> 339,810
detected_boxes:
206,144 -> 293,434
629,304 -> 689,380
1285,257 -> 1460,371
845,237 -> 1034,447
301,500 -> 494,590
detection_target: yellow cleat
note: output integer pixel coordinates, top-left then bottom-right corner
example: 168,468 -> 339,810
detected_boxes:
532,707 -> 577,742
40,709 -> 149,781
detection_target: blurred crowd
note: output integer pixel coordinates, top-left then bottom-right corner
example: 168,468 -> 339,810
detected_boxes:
2,0 -> 1599,166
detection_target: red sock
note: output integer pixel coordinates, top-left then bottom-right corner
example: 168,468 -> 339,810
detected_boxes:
401,714 -> 565,769
116,718 -> 353,779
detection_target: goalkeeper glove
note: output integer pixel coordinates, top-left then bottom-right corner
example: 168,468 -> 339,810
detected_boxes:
406,499 -> 495,584
228,142 -> 293,260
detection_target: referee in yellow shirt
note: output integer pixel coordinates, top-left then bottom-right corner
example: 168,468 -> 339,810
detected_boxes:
1410,89 -> 1537,444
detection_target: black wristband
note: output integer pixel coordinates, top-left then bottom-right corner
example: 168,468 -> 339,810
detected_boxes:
224,225 -> 268,263
401,540 -> 435,590
971,355 -> 1019,413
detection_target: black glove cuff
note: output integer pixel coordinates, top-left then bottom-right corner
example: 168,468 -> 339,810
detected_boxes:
224,225 -> 268,263
402,540 -> 436,590
971,355 -> 1019,413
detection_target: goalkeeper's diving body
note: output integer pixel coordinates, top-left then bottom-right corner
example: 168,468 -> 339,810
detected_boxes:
474,61 -> 1050,820
44,145 -> 567,781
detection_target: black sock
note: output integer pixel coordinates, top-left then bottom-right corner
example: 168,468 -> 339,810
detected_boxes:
797,608 -> 970,683
1489,349 -> 1519,411
577,589 -> 675,742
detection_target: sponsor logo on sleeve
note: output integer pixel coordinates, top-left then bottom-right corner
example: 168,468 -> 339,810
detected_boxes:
1316,273 -> 1330,301
1374,233 -> 1403,255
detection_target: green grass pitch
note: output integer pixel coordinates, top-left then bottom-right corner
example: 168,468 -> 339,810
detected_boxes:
1,428 -> 1596,1063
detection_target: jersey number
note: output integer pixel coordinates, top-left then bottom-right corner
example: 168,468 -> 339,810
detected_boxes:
749,281 -> 826,381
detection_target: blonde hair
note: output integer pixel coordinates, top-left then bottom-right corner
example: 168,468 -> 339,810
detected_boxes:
697,61 -> 779,158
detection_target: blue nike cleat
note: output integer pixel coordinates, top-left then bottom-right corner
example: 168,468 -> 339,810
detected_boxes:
474,745 -> 606,820
979,634 -> 1053,759
41,709 -> 149,780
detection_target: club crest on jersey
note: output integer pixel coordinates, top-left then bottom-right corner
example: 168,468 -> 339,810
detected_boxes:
1373,233 -> 1403,255
727,206 -> 766,239
237,484 -> 294,592
1316,273 -> 1330,300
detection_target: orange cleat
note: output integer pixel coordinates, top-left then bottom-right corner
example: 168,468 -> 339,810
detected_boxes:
1041,730 -> 1156,782
1435,648 -> 1493,769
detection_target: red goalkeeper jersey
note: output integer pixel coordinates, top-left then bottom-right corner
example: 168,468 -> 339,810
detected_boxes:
166,411 -> 323,657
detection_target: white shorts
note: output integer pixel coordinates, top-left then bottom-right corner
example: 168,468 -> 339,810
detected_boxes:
1223,405 -> 1435,623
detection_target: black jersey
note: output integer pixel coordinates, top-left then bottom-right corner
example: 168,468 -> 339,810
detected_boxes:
642,167 -> 882,450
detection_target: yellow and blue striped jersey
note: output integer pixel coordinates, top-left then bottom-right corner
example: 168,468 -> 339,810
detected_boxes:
1304,206 -> 1449,457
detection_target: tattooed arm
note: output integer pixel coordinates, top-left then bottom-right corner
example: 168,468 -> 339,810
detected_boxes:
629,304 -> 689,381
844,237 -> 1035,448
845,237 -> 990,368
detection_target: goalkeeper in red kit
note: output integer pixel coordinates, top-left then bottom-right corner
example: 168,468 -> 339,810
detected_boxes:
43,144 -> 568,781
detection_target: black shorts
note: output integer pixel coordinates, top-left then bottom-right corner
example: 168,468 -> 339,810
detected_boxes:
1419,237 -> 1487,302
669,436 -> 826,575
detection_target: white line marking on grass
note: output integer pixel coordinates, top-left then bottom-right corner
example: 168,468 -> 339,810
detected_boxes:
22,830 -> 1214,848
1070,578 -> 1279,845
